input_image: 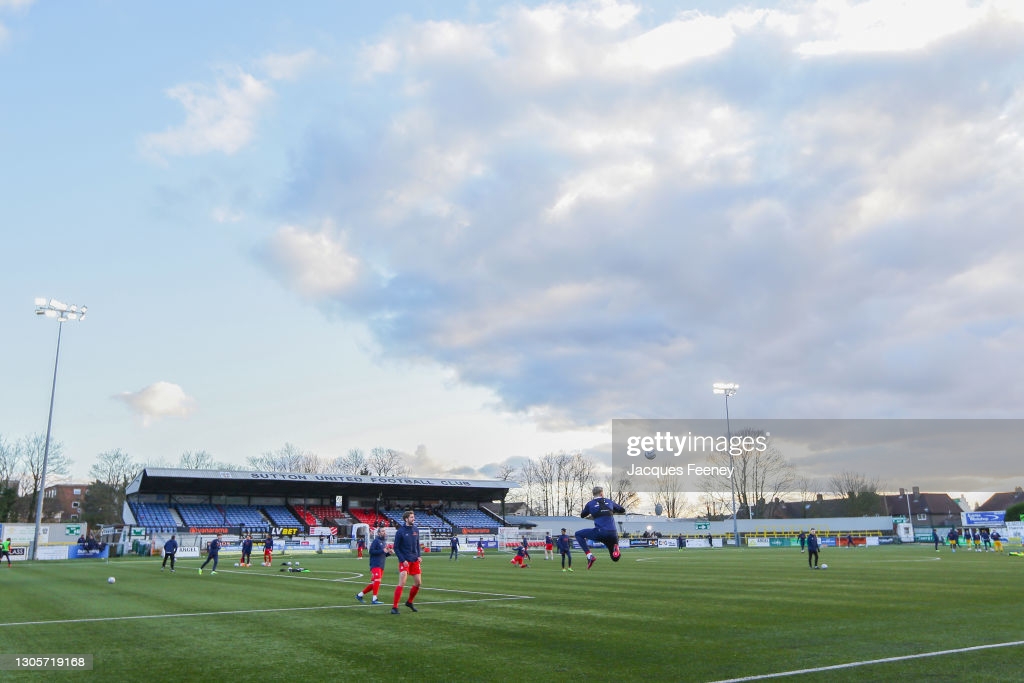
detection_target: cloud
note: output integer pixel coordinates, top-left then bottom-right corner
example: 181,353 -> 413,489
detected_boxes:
259,49 -> 316,81
116,381 -> 196,426
141,68 -> 273,159
265,0 -> 1024,430
259,222 -> 362,299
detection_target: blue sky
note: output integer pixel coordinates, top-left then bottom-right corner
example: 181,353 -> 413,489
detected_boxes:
2,1 -> 1023,497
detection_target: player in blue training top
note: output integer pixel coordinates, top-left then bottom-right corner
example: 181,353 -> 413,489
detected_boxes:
356,527 -> 392,605
575,486 -> 626,569
263,533 -> 275,566
391,510 -> 422,614
161,534 -> 178,572
449,535 -> 460,560
556,527 -> 573,572
199,534 -> 222,575
544,532 -> 554,560
240,534 -> 253,567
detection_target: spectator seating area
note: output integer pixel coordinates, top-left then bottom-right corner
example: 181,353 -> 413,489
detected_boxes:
444,509 -> 500,530
350,508 -> 388,527
383,509 -> 451,532
222,505 -> 271,532
293,505 -> 347,525
131,502 -> 178,532
176,503 -> 225,528
292,505 -> 318,526
262,505 -> 304,529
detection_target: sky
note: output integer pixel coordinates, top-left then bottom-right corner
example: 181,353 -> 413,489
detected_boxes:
2,0 -> 1023,506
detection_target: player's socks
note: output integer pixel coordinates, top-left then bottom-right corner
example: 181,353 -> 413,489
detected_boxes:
408,585 -> 419,601
392,586 -> 404,608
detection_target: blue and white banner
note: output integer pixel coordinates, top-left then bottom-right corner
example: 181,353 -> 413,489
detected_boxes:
963,511 -> 1005,526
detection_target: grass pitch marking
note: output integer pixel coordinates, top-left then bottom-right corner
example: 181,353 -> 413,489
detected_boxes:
710,639 -> 1024,682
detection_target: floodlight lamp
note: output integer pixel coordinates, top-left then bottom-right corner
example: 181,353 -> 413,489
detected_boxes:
34,297 -> 47,306
50,299 -> 68,311
44,309 -> 59,319
712,382 -> 739,396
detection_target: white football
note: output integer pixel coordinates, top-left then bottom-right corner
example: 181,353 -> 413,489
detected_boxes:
234,562 -> 240,567
107,577 -> 116,584
820,564 -> 828,569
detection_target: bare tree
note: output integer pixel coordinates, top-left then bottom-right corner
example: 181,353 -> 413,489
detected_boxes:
652,475 -> 688,518
0,433 -> 19,487
88,449 -> 143,519
494,464 -> 517,481
0,434 -> 20,522
702,428 -> 794,519
247,443 -> 314,472
368,447 -> 408,477
333,448 -> 370,475
18,433 -> 71,522
179,450 -> 216,469
516,451 -> 596,516
607,474 -> 641,511
829,470 -> 883,516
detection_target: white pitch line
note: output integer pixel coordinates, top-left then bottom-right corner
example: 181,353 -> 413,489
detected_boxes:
709,639 -> 1024,682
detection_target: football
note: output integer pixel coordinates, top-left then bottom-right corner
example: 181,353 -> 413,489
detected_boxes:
234,562 -> 240,567
107,577 -> 116,584
820,564 -> 828,569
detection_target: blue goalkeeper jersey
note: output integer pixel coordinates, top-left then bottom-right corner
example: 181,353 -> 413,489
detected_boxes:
580,497 -> 625,532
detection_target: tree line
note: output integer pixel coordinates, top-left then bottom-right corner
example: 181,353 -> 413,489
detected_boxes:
1,426 -> 891,529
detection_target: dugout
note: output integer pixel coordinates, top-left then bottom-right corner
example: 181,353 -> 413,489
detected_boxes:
123,467 -> 516,537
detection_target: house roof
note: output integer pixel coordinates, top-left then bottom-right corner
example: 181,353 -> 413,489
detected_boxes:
977,487 -> 1024,512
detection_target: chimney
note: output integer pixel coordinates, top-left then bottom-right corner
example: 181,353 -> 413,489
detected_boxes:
1015,486 -> 1023,499
912,486 -> 920,499
899,488 -> 905,496
816,493 -> 823,502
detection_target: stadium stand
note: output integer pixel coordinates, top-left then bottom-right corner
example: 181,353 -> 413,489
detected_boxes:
383,509 -> 451,532
262,505 -> 304,530
292,505 -> 318,526
176,503 -> 226,527
444,509 -> 500,531
350,508 -> 388,527
131,502 -> 178,533
222,505 -> 271,532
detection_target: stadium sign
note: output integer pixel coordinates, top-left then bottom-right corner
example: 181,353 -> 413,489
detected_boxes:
963,511 -> 1005,526
695,522 -> 710,530
65,524 -> 82,536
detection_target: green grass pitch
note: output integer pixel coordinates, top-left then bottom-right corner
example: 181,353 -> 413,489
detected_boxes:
0,545 -> 1020,681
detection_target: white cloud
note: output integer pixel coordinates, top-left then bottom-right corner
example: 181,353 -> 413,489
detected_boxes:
259,49 -> 316,81
796,0 -> 1013,56
262,223 -> 361,299
116,382 -> 196,426
267,0 -> 1024,426
607,12 -> 736,71
141,69 -> 272,158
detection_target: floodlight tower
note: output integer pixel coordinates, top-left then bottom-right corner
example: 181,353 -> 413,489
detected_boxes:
33,297 -> 87,560
713,382 -> 740,548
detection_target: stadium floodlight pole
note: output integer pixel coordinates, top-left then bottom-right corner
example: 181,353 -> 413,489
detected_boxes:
32,297 -> 87,561
713,382 -> 740,548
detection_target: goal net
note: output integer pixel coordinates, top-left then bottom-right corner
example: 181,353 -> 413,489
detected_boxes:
382,527 -> 432,552
497,527 -> 552,553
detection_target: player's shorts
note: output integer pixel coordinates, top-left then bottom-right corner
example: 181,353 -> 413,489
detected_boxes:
545,544 -> 553,551
370,567 -> 384,581
399,560 -> 422,576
